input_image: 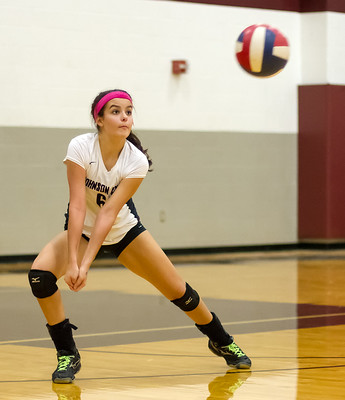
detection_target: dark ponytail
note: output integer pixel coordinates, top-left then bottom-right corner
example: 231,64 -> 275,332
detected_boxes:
91,89 -> 153,171
127,131 -> 153,170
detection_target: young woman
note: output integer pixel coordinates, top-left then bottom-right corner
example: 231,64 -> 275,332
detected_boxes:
29,89 -> 251,384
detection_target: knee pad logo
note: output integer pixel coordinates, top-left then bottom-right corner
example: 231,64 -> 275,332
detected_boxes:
185,297 -> 193,306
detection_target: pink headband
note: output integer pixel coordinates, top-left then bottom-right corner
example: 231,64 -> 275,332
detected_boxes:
93,91 -> 132,121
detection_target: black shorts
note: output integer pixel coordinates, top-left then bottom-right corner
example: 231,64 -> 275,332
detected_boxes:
64,206 -> 146,258
81,222 -> 146,259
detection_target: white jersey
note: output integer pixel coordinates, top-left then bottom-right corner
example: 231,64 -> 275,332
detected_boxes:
63,132 -> 149,244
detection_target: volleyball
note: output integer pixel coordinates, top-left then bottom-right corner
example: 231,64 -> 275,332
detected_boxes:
235,24 -> 289,78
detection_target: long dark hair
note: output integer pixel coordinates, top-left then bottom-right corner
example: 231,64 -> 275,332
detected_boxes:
91,89 -> 152,170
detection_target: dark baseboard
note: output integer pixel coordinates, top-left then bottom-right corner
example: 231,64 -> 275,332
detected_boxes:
164,243 -> 299,256
2,241 -> 345,265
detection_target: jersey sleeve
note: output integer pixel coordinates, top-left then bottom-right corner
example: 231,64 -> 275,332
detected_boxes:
63,136 -> 89,169
122,143 -> 150,179
125,154 -> 149,179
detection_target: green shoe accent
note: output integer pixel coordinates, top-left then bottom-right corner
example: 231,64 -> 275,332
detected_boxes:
227,342 -> 246,358
57,355 -> 74,372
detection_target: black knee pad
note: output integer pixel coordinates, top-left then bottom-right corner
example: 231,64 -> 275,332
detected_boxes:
171,283 -> 200,312
28,269 -> 58,298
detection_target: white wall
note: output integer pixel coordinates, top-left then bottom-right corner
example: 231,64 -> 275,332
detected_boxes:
0,0 -> 300,132
6,1 -> 344,255
301,12 -> 345,84
326,12 -> 345,84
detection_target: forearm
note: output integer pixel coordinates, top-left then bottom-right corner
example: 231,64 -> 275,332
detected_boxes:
67,204 -> 86,264
81,208 -> 116,269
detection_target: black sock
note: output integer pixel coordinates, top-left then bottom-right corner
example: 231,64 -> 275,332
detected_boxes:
47,318 -> 78,353
195,312 -> 233,346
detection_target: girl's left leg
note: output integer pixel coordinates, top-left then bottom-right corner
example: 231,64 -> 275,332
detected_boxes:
118,230 -> 212,325
118,230 -> 251,369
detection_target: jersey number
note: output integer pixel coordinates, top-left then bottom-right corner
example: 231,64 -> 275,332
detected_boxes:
96,193 -> 106,207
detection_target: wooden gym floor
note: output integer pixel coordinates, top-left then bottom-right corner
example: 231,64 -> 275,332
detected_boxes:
1,248 -> 345,399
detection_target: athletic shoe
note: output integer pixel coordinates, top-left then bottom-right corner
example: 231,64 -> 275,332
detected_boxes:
208,371 -> 252,399
52,350 -> 81,384
208,340 -> 251,369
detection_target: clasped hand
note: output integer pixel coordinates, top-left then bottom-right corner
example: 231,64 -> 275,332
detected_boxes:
64,263 -> 88,292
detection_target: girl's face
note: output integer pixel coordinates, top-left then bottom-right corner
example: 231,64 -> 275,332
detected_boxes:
96,98 -> 133,138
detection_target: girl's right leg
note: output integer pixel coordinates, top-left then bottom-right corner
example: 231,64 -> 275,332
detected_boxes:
30,231 -> 70,325
28,231 -> 88,383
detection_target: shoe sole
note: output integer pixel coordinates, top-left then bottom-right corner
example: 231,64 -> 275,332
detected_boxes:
228,361 -> 251,369
53,377 -> 74,384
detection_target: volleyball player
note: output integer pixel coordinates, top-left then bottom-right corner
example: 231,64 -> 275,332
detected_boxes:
29,89 -> 251,383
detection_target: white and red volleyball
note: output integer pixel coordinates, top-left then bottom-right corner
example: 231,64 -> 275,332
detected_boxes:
235,24 -> 289,78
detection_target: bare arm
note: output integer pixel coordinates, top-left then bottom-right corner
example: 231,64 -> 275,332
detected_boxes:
73,177 -> 144,291
64,160 -> 86,289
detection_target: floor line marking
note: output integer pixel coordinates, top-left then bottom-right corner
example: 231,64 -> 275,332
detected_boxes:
1,312 -> 345,345
1,364 -> 345,384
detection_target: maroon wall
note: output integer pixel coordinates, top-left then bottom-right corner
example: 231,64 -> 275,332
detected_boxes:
298,85 -> 345,239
